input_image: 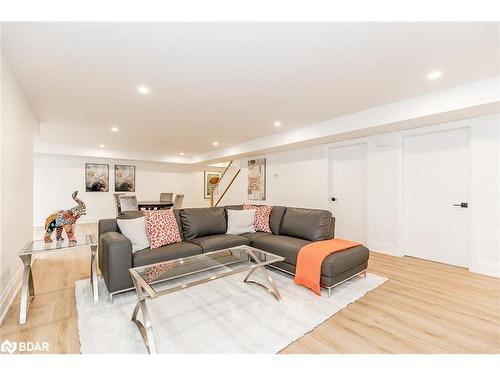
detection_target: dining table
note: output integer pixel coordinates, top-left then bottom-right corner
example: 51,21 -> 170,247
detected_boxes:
137,201 -> 174,210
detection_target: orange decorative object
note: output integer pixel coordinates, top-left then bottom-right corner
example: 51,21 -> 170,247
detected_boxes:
295,239 -> 361,295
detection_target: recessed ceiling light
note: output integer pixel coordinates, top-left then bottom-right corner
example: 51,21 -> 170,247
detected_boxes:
427,70 -> 442,80
137,85 -> 150,95
111,127 -> 119,132
274,121 -> 281,127
99,144 -> 106,148
212,141 -> 219,146
179,152 -> 185,156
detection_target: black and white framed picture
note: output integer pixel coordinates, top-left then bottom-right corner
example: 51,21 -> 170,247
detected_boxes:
114,165 -> 136,192
85,163 -> 109,192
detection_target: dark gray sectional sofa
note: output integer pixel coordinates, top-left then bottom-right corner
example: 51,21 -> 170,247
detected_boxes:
98,206 -> 369,299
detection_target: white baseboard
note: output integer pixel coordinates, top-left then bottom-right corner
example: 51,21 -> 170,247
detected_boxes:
0,264 -> 23,325
470,261 -> 500,278
367,241 -> 400,257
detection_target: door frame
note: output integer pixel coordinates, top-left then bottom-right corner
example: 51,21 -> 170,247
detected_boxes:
400,125 -> 471,267
327,141 -> 368,243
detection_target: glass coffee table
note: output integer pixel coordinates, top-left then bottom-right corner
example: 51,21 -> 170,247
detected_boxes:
18,234 -> 99,324
128,245 -> 285,354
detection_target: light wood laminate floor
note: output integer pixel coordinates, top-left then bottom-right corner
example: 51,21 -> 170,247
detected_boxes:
0,224 -> 499,354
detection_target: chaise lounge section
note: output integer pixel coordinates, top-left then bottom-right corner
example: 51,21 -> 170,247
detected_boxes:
98,206 -> 369,300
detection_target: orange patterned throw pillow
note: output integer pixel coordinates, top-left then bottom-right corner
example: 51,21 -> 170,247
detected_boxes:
143,209 -> 182,249
243,204 -> 272,233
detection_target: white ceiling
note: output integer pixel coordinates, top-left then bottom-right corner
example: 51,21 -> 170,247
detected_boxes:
3,22 -> 499,156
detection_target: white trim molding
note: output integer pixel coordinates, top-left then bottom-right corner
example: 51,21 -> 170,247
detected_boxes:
0,264 -> 22,325
470,261 -> 500,278
35,76 -> 500,165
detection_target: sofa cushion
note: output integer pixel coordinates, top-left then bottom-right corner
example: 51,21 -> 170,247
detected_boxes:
251,235 -> 311,265
269,206 -> 287,235
321,245 -> 369,278
180,207 -> 227,240
117,210 -> 184,240
243,204 -> 272,233
132,241 -> 203,267
116,216 -> 149,252
226,209 -> 255,235
188,234 -> 250,253
225,205 -> 287,235
143,209 -> 182,249
240,231 -> 272,242
279,208 -> 332,241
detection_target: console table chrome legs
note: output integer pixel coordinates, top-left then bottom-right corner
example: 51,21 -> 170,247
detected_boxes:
89,245 -> 99,302
19,254 -> 34,325
18,243 -> 99,324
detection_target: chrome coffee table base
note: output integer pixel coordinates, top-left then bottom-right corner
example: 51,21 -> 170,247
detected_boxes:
128,246 -> 284,354
243,254 -> 281,301
130,285 -> 157,354
130,264 -> 280,354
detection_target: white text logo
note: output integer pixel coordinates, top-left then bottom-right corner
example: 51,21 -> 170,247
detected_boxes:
0,340 -> 17,354
1,339 -> 49,354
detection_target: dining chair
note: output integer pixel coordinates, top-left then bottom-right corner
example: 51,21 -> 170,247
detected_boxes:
173,194 -> 184,209
119,195 -> 139,212
113,193 -> 125,215
159,192 -> 173,202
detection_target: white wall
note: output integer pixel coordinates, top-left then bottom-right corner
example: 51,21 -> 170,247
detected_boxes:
33,154 -> 220,227
222,146 -> 329,209
0,52 -> 38,323
469,117 -> 500,276
221,114 -> 500,277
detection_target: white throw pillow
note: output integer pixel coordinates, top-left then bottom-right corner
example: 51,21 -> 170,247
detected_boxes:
226,209 -> 256,235
117,216 -> 150,252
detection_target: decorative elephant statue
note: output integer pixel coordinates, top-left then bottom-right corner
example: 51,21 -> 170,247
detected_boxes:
44,191 -> 87,243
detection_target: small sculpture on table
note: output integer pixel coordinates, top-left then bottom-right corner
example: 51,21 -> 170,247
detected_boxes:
44,191 -> 87,243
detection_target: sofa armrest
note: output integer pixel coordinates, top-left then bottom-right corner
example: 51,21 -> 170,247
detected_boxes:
99,232 -> 133,293
98,218 -> 119,237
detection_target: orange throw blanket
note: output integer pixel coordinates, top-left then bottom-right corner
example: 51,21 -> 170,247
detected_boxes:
294,238 -> 361,295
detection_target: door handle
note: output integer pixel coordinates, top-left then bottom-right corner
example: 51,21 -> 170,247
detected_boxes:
453,202 -> 468,208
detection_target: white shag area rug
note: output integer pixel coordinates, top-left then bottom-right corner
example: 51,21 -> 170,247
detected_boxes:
75,269 -> 387,354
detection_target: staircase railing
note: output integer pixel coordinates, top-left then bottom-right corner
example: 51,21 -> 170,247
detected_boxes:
215,169 -> 241,207
218,160 -> 233,182
213,160 -> 241,207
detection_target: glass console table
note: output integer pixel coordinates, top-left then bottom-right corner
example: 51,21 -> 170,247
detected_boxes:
18,234 -> 98,324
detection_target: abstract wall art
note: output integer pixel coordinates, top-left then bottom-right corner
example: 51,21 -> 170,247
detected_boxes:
115,165 -> 136,192
85,163 -> 109,192
247,158 -> 266,200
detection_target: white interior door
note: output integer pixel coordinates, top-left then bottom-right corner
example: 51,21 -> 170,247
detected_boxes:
329,143 -> 367,243
403,127 -> 470,267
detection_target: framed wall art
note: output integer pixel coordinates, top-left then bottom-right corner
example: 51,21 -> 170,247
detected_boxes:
114,165 -> 136,192
85,163 -> 109,192
247,158 -> 266,200
204,171 -> 222,199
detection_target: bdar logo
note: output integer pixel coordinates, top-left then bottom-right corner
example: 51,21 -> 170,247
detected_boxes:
1,339 -> 17,354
